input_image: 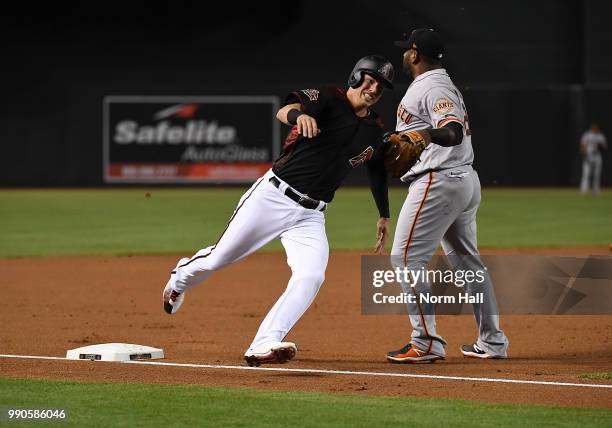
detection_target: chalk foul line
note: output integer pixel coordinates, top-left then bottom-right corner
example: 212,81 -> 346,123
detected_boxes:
0,354 -> 610,389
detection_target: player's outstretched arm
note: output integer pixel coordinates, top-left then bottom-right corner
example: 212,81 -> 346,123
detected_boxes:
366,154 -> 390,254
385,122 -> 463,150
276,103 -> 321,138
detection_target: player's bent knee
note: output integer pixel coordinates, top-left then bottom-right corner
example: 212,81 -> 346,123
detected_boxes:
390,254 -> 403,268
292,270 -> 325,287
308,271 -> 326,286
390,254 -> 429,271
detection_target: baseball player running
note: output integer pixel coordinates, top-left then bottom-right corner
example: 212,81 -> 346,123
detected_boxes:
163,56 -> 395,366
580,123 -> 607,194
384,29 -> 509,363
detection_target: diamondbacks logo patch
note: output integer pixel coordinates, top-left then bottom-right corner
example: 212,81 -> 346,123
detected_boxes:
349,146 -> 374,167
377,63 -> 393,80
301,89 -> 320,101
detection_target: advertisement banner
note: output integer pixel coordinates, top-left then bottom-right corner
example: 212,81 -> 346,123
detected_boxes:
103,96 -> 280,183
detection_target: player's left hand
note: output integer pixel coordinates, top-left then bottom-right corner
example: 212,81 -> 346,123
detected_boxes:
382,130 -> 431,178
374,217 -> 389,254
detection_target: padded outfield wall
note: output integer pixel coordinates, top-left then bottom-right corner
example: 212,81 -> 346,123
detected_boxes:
1,0 -> 611,186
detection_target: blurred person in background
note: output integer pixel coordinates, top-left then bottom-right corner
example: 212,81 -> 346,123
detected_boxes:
580,123 -> 607,194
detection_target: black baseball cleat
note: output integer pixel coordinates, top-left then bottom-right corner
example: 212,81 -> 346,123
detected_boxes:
386,342 -> 444,364
460,343 -> 505,359
244,342 -> 298,367
163,288 -> 184,314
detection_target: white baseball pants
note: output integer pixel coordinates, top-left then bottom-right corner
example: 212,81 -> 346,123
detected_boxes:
171,169 -> 329,352
580,155 -> 603,193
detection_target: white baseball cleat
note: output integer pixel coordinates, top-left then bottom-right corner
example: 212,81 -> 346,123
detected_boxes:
163,258 -> 190,314
244,341 -> 298,367
460,343 -> 505,359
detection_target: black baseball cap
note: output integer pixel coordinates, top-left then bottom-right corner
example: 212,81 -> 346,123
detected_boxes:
394,28 -> 444,61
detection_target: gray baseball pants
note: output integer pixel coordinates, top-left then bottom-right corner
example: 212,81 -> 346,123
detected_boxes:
391,166 -> 509,357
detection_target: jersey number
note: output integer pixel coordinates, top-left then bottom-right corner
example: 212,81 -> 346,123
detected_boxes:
463,110 -> 472,136
454,90 -> 472,136
459,98 -> 471,136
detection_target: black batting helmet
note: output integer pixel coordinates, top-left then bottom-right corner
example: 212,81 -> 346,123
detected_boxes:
348,55 -> 394,89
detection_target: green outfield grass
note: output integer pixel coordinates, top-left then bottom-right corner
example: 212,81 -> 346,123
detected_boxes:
0,378 -> 610,427
0,188 -> 610,257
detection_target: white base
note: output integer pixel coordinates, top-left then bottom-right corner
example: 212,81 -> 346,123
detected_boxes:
66,343 -> 164,362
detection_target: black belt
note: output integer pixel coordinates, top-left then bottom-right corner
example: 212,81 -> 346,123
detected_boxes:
269,176 -> 326,212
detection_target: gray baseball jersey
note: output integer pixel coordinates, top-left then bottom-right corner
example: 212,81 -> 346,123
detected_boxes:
395,69 -> 473,181
390,68 -> 508,358
581,130 -> 607,159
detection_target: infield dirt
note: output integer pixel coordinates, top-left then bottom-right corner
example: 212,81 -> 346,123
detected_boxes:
1,248 -> 611,408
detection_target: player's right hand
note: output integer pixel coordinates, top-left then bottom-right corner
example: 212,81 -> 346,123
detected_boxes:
374,217 -> 389,255
296,114 -> 321,138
